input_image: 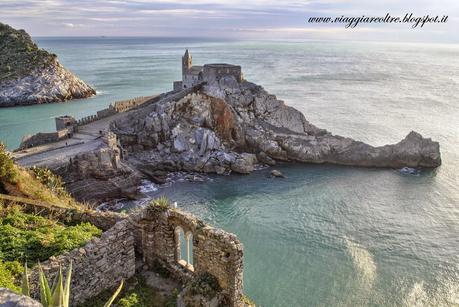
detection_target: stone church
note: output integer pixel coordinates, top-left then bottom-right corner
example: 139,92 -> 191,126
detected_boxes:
173,49 -> 243,91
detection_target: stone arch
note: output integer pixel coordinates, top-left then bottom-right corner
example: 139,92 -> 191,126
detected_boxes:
174,226 -> 194,271
174,226 -> 186,264
185,231 -> 194,269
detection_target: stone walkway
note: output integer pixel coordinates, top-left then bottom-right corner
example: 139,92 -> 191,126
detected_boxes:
13,112 -> 127,168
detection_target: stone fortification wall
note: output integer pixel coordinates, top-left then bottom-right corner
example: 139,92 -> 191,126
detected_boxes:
113,96 -> 155,112
19,128 -> 71,150
203,64 -> 243,83
17,95 -> 157,151
76,114 -> 98,126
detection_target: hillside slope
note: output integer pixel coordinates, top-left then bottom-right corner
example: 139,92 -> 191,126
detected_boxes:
0,22 -> 95,107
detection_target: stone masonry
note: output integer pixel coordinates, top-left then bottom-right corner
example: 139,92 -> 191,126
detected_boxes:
135,205 -> 244,306
29,219 -> 136,305
4,199 -> 246,307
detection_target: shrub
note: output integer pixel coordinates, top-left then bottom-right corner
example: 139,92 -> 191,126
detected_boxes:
148,196 -> 170,211
30,166 -> 69,198
189,272 -> 221,299
117,293 -> 140,307
0,260 -> 22,292
0,143 -> 17,184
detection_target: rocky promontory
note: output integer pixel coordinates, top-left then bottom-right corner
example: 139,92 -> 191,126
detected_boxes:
0,22 -> 95,107
111,75 -> 441,177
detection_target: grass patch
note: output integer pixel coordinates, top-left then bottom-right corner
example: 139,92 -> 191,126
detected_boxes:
0,204 -> 101,263
78,275 -> 178,307
0,203 -> 101,292
1,144 -> 82,209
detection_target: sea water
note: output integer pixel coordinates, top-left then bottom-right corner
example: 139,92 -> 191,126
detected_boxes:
0,38 -> 458,306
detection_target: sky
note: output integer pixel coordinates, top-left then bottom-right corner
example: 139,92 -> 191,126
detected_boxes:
1,0 -> 458,43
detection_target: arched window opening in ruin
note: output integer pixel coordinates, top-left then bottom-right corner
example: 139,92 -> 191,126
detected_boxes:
186,232 -> 194,267
175,227 -> 194,271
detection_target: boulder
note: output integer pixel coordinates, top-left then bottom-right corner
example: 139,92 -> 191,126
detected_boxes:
231,153 -> 257,174
270,169 -> 285,178
0,288 -> 42,307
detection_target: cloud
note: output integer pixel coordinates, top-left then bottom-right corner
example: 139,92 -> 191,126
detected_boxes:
0,0 -> 457,43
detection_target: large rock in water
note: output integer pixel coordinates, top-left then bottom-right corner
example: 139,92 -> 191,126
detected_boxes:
111,74 -> 441,174
0,22 -> 95,107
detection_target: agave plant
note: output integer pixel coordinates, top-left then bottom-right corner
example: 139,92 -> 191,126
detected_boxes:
21,261 -> 123,307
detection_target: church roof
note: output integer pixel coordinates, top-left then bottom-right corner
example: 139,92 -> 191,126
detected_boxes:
187,65 -> 203,75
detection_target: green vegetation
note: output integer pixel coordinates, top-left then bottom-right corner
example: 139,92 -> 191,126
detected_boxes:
0,22 -> 56,81
20,262 -> 123,307
148,196 -> 170,211
31,166 -> 70,199
0,144 -> 82,209
0,259 -> 23,292
0,204 -> 101,263
78,276 -> 178,307
0,143 -> 18,184
188,272 -> 221,299
0,204 -> 101,292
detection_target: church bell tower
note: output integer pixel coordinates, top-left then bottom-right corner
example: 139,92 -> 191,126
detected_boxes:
182,49 -> 192,77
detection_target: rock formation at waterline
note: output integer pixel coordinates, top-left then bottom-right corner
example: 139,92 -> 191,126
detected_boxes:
0,22 -> 95,107
111,75 -> 441,177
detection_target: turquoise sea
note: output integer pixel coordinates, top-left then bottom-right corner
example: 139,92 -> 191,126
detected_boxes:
0,38 -> 458,306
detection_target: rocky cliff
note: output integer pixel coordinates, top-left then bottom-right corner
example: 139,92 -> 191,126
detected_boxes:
52,145 -> 143,203
0,22 -> 95,107
111,75 -> 441,176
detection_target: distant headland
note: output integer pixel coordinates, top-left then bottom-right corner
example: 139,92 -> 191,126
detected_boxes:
0,22 -> 95,107
12,49 -> 441,202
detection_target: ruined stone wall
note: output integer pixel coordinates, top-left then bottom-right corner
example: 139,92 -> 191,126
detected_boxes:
19,129 -> 71,150
1,194 -> 245,306
29,219 -> 135,306
137,206 -> 244,307
0,194 -> 125,231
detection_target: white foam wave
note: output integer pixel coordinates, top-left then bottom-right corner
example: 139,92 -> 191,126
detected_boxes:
404,278 -> 459,307
344,237 -> 377,287
139,180 -> 158,193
